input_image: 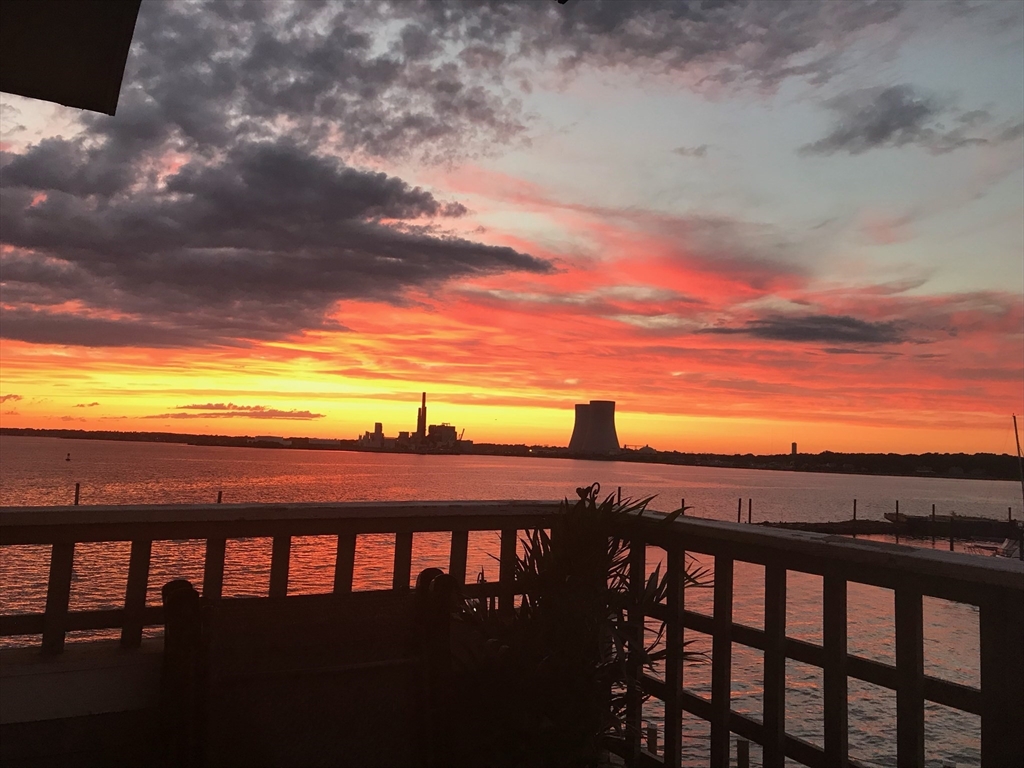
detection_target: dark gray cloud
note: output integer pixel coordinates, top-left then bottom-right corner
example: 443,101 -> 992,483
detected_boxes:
0,0 -> 922,348
701,314 -> 906,344
673,144 -> 708,158
802,84 -> 1022,155
73,402 -> 100,408
0,394 -> 23,403
394,0 -> 906,91
1,140 -> 551,347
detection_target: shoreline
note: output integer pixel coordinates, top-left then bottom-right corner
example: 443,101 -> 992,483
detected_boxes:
1,427 -> 1018,483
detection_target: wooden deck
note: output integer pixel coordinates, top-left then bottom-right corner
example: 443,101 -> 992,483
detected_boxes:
2,500 -> 1022,767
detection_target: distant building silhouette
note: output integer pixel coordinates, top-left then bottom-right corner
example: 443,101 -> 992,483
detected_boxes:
357,392 -> 467,452
792,442 -> 798,456
568,400 -> 620,455
416,393 -> 427,439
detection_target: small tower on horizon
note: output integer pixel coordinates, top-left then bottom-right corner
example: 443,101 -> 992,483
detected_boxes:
792,442 -> 798,456
416,392 -> 427,439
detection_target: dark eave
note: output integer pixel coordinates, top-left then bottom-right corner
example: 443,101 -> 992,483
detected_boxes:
0,0 -> 141,116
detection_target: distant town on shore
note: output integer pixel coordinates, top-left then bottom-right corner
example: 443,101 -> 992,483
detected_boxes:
2,427 -> 1019,483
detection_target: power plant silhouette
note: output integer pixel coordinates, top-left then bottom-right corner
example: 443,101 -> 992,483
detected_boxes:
568,400 -> 620,455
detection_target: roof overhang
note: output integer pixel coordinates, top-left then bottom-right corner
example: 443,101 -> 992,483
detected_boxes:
0,0 -> 141,116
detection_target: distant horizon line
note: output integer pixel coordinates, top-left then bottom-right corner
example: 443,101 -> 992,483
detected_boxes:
0,426 -> 1018,460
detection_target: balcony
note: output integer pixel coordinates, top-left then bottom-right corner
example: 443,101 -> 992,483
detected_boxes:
1,500 -> 1021,767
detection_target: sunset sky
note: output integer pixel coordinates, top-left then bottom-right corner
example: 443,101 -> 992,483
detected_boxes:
1,0 -> 1022,454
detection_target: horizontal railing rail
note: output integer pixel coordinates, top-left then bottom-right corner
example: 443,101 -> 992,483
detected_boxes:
3,502 -> 1021,767
613,513 -> 1024,768
0,500 -> 561,654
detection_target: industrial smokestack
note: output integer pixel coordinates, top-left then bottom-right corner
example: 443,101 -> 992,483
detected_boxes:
416,392 -> 427,439
568,400 -> 619,455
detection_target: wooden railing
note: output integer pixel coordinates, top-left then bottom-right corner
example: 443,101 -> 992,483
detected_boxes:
615,514 -> 1024,768
0,501 -> 560,653
2,502 -> 1021,767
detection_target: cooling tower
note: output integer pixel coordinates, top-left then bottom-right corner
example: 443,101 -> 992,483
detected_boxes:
568,403 -> 592,453
568,400 -> 620,455
586,400 -> 619,454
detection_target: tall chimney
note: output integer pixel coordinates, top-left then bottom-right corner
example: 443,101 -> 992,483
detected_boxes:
417,392 -> 427,438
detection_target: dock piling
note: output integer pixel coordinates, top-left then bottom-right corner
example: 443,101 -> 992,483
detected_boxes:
853,499 -> 857,521
617,486 -> 622,505
747,498 -> 752,524
932,504 -> 936,545
73,483 -> 80,506
950,513 -> 955,552
217,490 -> 223,504
737,497 -> 742,524
680,498 -> 685,517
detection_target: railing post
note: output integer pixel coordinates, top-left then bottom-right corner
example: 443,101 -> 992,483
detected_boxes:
980,588 -> 1024,766
269,535 -> 291,597
736,738 -> 750,768
895,587 -> 924,767
393,530 -> 413,590
120,539 -> 152,648
202,537 -> 225,599
823,572 -> 849,767
498,529 -> 517,618
763,564 -> 787,768
333,532 -> 356,594
710,555 -> 733,768
448,529 -> 468,586
625,535 -> 646,765
663,546 -> 684,767
41,542 -> 75,655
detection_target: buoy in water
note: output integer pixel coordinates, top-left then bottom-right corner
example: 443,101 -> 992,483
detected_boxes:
66,453 -> 71,461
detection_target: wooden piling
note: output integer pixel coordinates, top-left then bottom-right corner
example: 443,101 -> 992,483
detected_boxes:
932,504 -> 936,545
73,483 -> 80,506
217,490 -> 222,504
949,513 -> 955,552
737,497 -> 742,524
617,486 -> 622,504
853,499 -> 857,521
747,498 -> 752,524
680,497 -> 685,516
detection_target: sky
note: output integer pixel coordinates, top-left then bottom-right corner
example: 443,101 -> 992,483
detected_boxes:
1,0 -> 1022,454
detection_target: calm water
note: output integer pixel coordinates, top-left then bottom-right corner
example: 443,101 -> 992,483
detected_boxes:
1,435 -> 1019,767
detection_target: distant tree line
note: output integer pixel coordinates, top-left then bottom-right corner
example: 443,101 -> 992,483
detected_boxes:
2,428 -> 1019,482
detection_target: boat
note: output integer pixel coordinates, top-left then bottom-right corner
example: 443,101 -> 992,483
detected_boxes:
967,538 -> 1021,558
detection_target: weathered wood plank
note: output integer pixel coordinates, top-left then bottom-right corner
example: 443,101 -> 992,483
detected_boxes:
203,537 -> 226,599
498,529 -> 517,619
823,573 -> 848,767
269,535 -> 291,597
663,547 -> 684,767
393,530 -> 413,590
120,538 -> 151,648
980,588 -> 1024,766
763,564 -> 787,768
710,555 -> 733,768
333,532 -> 356,594
895,587 -> 924,768
448,529 -> 468,586
41,542 -> 75,655
626,536 -> 646,765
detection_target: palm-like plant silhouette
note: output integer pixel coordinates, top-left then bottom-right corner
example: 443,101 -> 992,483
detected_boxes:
446,483 -> 710,767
